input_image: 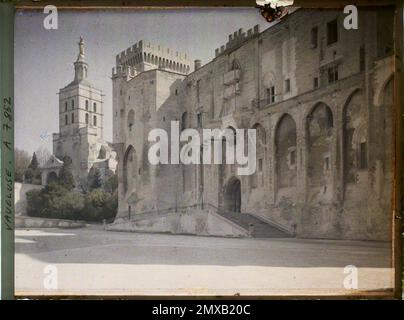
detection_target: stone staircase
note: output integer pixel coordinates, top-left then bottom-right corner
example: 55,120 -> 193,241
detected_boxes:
215,210 -> 292,238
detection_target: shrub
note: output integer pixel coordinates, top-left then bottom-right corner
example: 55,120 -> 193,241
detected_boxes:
82,189 -> 118,222
26,183 -> 118,222
26,189 -> 43,216
104,173 -> 118,193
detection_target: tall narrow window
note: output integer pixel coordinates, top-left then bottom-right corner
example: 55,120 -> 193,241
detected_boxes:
313,77 -> 319,89
71,99 -> 74,109
324,156 -> 330,171
328,65 -> 339,83
197,112 -> 203,128
267,86 -> 275,104
258,159 -> 263,172
311,26 -> 318,48
181,112 -> 187,131
285,79 -> 291,93
196,80 -> 201,102
85,100 -> 89,110
93,115 -> 97,126
65,101 -> 68,112
65,114 -> 68,125
93,102 -> 97,113
327,19 -> 338,45
290,149 -> 296,166
85,113 -> 89,124
71,113 -> 74,124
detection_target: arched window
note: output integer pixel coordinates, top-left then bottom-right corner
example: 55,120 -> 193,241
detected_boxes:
93,115 -> 97,126
71,113 -> 74,123
85,100 -> 89,110
93,102 -> 97,113
127,109 -> 135,132
275,114 -> 297,191
65,114 -> 68,125
231,59 -> 241,71
181,112 -> 187,131
85,113 -> 89,124
307,103 -> 334,189
343,90 -> 367,186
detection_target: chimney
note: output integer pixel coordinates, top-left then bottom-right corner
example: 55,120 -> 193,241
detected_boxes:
194,59 -> 202,71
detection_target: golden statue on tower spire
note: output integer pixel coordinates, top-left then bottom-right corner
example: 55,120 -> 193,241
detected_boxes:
78,36 -> 85,56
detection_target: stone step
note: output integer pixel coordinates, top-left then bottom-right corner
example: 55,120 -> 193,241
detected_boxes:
215,210 -> 292,238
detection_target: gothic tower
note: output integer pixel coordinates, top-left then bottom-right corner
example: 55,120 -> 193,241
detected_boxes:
43,37 -> 116,188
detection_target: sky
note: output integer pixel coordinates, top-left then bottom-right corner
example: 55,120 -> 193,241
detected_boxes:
14,8 -> 266,155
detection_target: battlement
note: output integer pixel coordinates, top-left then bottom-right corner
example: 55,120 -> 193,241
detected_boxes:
114,40 -> 191,76
215,25 -> 260,57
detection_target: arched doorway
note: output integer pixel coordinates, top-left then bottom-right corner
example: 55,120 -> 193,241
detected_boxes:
224,177 -> 241,213
47,171 -> 58,184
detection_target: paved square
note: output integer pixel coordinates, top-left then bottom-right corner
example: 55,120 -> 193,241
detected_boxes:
15,228 -> 393,296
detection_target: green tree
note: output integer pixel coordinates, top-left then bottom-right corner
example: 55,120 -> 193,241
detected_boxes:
24,152 -> 42,184
104,173 -> 118,193
58,156 -> 75,190
89,168 -> 102,190
28,152 -> 39,170
83,189 -> 118,221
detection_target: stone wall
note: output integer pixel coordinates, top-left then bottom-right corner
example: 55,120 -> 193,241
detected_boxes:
112,8 -> 395,241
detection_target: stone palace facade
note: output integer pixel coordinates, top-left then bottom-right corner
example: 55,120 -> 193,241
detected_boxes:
111,9 -> 395,240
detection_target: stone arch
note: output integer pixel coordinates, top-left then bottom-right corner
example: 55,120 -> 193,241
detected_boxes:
250,123 -> 266,189
127,109 -> 135,132
123,145 -> 137,194
375,73 -> 394,107
231,59 -> 241,71
343,89 -> 367,187
275,114 -> 297,191
46,171 -> 58,184
306,102 -> 334,188
223,176 -> 241,213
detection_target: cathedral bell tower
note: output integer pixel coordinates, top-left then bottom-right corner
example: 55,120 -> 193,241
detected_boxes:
51,37 -> 107,188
